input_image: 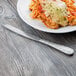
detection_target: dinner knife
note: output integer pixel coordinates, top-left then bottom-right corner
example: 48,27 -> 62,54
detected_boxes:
3,24 -> 74,55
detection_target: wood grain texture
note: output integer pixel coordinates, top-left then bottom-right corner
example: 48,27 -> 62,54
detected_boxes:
0,0 -> 76,76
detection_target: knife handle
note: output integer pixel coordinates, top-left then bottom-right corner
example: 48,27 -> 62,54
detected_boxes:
39,39 -> 74,55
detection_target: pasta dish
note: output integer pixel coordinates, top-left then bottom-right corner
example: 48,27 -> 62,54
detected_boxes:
29,0 -> 76,29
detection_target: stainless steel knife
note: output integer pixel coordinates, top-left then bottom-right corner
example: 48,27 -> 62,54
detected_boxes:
3,24 -> 74,55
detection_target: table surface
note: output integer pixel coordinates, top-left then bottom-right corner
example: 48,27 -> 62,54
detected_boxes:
0,0 -> 76,76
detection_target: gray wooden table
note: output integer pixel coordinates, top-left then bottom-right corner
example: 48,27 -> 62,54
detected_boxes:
0,0 -> 76,76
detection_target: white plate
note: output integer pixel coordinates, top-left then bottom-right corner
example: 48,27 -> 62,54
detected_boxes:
17,0 -> 76,33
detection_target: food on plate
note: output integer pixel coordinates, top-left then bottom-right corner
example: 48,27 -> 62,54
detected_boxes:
29,0 -> 76,29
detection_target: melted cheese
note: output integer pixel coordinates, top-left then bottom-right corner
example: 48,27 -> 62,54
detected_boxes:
39,0 -> 68,26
